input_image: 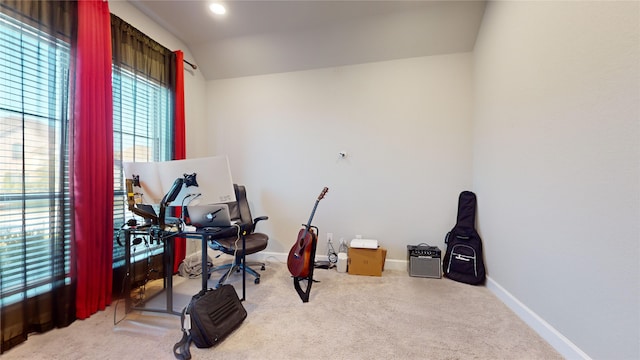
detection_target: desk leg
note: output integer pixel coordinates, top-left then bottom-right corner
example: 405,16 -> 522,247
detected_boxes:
124,229 -> 132,313
164,232 -> 173,313
201,233 -> 208,291
242,232 -> 246,301
122,229 -> 180,316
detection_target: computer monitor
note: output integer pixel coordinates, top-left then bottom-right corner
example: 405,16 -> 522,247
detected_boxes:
123,155 -> 235,206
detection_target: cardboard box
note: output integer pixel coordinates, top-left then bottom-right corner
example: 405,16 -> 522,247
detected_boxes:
347,247 -> 387,276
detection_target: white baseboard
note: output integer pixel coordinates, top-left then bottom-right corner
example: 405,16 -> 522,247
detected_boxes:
382,258 -> 408,271
485,276 -> 591,360
253,252 -> 587,358
253,251 -> 407,271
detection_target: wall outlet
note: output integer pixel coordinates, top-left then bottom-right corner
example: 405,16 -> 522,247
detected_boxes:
327,232 -> 333,242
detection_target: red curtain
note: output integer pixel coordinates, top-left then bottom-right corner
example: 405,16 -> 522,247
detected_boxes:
173,50 -> 187,273
72,0 -> 114,319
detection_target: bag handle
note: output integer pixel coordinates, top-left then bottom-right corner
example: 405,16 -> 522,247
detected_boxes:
173,306 -> 193,360
173,331 -> 192,360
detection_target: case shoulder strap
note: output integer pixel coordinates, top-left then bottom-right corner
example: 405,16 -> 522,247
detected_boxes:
173,306 -> 193,360
173,331 -> 192,360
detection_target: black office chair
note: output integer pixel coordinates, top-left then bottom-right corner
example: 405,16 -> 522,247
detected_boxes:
208,184 -> 269,285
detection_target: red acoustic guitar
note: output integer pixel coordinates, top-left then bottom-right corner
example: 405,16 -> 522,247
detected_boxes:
287,187 -> 328,278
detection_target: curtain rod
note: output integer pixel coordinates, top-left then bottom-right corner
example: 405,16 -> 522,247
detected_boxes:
183,59 -> 197,70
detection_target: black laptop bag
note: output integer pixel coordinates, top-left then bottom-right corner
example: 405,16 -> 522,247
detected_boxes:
173,284 -> 247,360
442,191 -> 486,285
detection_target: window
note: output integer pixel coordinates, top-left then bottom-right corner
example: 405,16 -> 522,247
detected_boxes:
110,14 -> 175,271
0,11 -> 71,305
111,66 -> 172,266
0,8 -> 174,306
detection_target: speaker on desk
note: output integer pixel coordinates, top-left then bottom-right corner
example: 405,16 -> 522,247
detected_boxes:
407,245 -> 441,278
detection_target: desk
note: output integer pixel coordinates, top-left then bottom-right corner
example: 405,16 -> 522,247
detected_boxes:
123,226 -> 247,315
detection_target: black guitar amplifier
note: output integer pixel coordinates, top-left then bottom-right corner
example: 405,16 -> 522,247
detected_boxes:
407,244 -> 441,278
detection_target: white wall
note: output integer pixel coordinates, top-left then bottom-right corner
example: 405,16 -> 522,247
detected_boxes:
112,1 -> 640,358
473,1 -> 639,359
207,54 -> 474,261
109,1 -> 208,158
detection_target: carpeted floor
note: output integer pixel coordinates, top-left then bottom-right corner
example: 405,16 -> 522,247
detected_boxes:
3,255 -> 562,359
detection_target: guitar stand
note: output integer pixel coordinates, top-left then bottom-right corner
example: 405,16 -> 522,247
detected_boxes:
293,225 -> 318,303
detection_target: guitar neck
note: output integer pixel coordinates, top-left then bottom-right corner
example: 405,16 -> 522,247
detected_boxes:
303,200 -> 320,231
303,186 -> 328,232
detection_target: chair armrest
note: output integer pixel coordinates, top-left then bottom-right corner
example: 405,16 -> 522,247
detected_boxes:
253,216 -> 269,228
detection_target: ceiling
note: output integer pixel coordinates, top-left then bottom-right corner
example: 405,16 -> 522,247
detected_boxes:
129,0 -> 487,80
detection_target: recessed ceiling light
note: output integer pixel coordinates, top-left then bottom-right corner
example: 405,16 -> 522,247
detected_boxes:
209,3 -> 226,15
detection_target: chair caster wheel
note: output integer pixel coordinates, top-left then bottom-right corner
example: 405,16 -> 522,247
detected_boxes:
254,278 -> 260,284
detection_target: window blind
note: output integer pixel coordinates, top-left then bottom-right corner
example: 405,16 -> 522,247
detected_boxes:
0,12 -> 71,304
112,67 -> 171,265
